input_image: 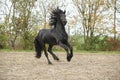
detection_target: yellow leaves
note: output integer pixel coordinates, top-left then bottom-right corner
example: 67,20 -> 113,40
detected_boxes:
4,16 -> 9,24
69,20 -> 77,25
20,19 -> 24,23
4,16 -> 9,21
99,0 -> 105,5
19,17 -> 25,24
108,27 -> 117,34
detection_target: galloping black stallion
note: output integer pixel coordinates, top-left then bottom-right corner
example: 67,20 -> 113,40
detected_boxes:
34,7 -> 73,64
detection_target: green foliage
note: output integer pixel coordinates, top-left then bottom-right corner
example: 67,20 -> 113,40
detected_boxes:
0,34 -> 8,49
69,36 -> 84,50
16,30 -> 37,50
82,35 -> 104,51
0,24 -> 8,49
69,35 -> 120,51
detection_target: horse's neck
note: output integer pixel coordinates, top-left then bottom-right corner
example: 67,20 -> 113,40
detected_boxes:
55,21 -> 66,32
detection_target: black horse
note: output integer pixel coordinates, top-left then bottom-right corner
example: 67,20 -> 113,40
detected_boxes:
34,7 -> 73,64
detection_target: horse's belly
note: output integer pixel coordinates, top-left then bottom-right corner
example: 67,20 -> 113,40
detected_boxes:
44,37 -> 57,45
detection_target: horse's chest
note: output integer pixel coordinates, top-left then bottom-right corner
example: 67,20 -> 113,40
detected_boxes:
59,33 -> 68,39
55,33 -> 68,43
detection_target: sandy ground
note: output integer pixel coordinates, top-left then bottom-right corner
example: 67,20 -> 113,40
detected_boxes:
0,52 -> 120,80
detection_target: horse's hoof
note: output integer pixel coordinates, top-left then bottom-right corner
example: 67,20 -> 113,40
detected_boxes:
48,62 -> 53,65
54,57 -> 59,61
67,57 -> 71,62
67,54 -> 73,62
35,55 -> 41,58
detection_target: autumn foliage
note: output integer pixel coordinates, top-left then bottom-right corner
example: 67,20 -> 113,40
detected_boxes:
106,38 -> 120,51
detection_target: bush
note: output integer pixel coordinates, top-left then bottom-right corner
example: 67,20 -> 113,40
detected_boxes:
81,36 -> 112,51
69,35 -> 120,51
0,35 -> 8,49
15,31 -> 37,50
0,24 -> 8,49
69,36 -> 84,50
81,35 -> 101,50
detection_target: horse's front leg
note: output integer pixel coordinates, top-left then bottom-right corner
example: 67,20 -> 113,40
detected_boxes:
59,42 -> 72,62
48,45 -> 59,61
66,42 -> 73,60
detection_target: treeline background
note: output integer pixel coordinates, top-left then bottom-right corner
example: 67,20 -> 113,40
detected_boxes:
0,0 -> 120,51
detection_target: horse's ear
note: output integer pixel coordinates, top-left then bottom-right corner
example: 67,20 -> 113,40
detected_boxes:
64,10 -> 66,14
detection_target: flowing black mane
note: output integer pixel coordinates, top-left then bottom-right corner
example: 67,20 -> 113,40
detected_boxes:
49,8 -> 65,26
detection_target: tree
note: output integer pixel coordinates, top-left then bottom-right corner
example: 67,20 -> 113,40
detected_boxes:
0,0 -> 16,49
12,0 -> 36,49
113,0 -> 117,40
116,0 -> 120,39
1,0 -> 36,49
72,0 -> 111,50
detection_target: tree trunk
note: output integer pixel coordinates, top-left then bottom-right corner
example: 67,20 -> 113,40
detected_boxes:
114,0 -> 116,40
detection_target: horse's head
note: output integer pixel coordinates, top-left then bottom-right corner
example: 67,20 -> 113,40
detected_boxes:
50,7 -> 67,26
58,8 -> 67,25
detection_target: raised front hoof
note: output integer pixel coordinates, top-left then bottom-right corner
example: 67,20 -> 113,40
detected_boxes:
67,55 -> 73,62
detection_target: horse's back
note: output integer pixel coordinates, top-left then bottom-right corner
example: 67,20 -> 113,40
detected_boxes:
37,29 -> 57,45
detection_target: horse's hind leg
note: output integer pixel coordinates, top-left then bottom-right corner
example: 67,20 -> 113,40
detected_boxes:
43,45 -> 52,64
48,45 -> 59,61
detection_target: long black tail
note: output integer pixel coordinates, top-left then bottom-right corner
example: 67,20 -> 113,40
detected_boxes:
34,37 -> 43,58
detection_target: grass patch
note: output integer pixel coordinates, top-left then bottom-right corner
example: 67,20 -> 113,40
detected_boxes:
0,49 -> 120,54
0,49 -> 34,53
74,50 -> 120,54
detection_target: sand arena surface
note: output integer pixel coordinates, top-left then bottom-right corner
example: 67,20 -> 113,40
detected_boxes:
0,52 -> 120,80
